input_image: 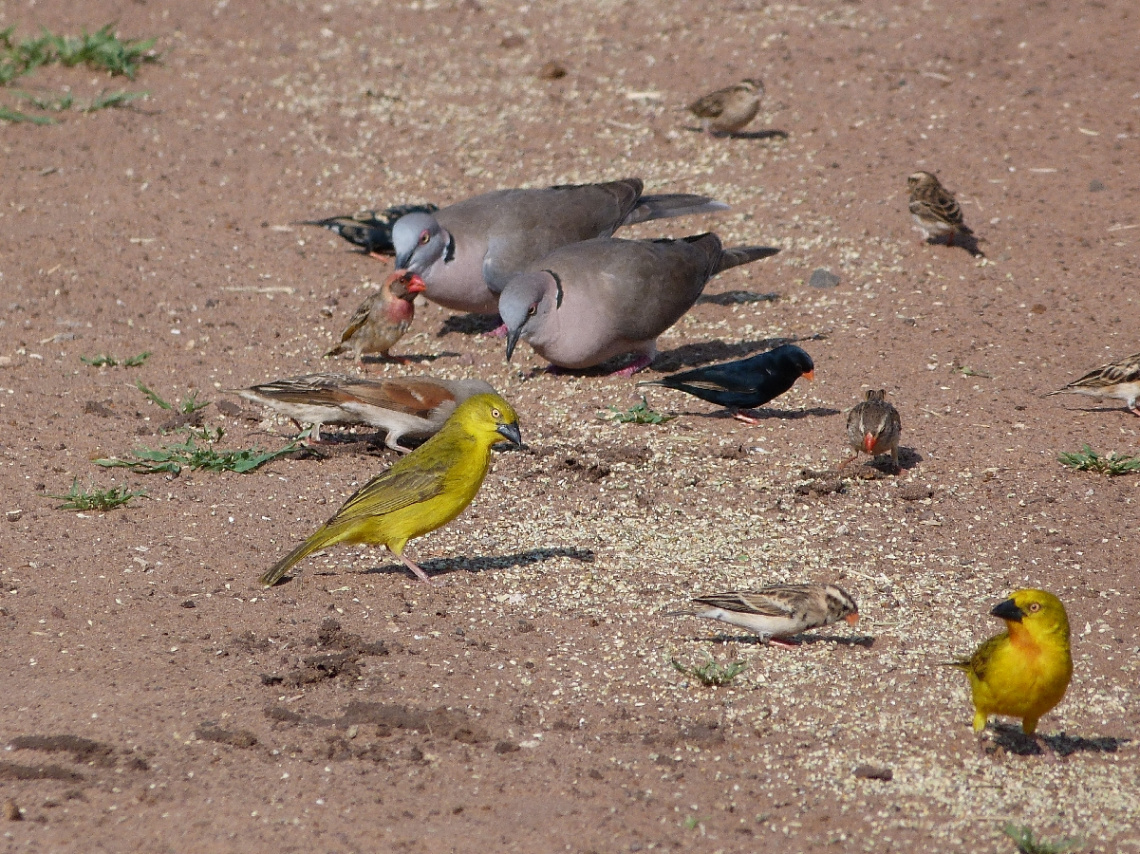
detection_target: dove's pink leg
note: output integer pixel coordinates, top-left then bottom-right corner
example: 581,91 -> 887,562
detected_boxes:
612,354 -> 654,378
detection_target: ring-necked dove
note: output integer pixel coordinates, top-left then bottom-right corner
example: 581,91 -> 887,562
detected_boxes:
640,344 -> 814,423
840,389 -> 902,471
302,203 -> 439,255
229,373 -> 495,450
391,178 -> 730,315
907,171 -> 973,247
325,271 -> 426,364
687,79 -> 764,136
499,232 -> 780,376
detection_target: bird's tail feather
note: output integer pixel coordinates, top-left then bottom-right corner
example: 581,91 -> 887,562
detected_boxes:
260,525 -> 345,587
624,194 -> 730,226
717,245 -> 781,273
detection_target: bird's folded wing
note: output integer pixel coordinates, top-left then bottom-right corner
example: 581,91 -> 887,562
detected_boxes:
245,375 -> 359,406
331,465 -> 448,523
343,378 -> 454,417
692,591 -> 793,618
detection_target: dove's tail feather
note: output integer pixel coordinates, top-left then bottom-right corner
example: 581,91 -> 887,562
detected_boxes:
717,245 -> 781,273
624,194 -> 730,226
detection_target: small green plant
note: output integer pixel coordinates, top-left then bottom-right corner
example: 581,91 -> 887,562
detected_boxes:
45,478 -> 145,511
954,365 -> 992,379
0,24 -> 157,82
134,380 -> 208,414
84,89 -> 148,112
13,90 -> 73,111
95,429 -> 301,475
1001,823 -> 1082,854
0,24 -> 156,123
1058,445 -> 1140,476
682,814 -> 709,831
670,656 -> 747,687
602,396 -> 676,425
0,103 -> 52,124
80,351 -> 150,368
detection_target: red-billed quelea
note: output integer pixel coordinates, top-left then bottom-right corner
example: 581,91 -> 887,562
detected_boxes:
687,78 -> 764,136
229,374 -> 495,450
391,178 -> 729,315
499,233 -> 779,376
325,271 -> 426,364
668,583 -> 859,648
840,389 -> 902,471
907,171 -> 973,247
1046,351 -> 1140,416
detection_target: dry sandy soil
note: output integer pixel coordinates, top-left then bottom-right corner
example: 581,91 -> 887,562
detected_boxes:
1,0 -> 1139,851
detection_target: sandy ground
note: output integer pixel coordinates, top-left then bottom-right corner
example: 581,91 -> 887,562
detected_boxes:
1,0 -> 1139,851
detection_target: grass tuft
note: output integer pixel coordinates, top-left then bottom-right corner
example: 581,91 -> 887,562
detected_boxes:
134,380 -> 208,414
601,396 -> 676,425
94,428 -> 302,475
670,656 -> 746,687
1058,445 -> 1140,476
0,24 -> 157,82
1001,823 -> 1082,854
80,351 -> 150,368
45,478 -> 145,511
1,24 -> 156,122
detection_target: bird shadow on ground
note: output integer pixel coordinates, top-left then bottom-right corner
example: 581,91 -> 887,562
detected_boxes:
689,406 -> 842,421
682,126 -> 790,141
696,290 -> 781,306
650,333 -> 828,374
695,632 -> 874,648
987,723 -> 1129,758
923,232 -> 985,258
364,546 -> 596,580
1049,403 -> 1132,416
841,446 -> 923,476
360,353 -> 445,366
435,313 -> 503,336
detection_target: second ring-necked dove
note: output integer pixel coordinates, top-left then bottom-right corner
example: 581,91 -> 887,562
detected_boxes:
499,232 -> 780,376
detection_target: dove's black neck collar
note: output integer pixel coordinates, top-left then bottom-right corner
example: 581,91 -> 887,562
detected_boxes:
545,270 -> 563,308
444,233 -> 456,264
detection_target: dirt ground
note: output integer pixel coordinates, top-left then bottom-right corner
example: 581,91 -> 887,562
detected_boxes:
1,0 -> 1139,851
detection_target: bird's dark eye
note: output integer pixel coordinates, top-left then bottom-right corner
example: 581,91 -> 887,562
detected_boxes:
527,304 -> 537,316
419,231 -> 430,246
1028,602 -> 1041,612
491,408 -> 501,419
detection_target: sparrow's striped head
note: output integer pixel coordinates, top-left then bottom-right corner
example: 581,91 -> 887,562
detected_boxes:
823,584 -> 859,625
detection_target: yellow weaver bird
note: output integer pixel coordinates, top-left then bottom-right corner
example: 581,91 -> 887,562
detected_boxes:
260,393 -> 521,587
947,589 -> 1072,742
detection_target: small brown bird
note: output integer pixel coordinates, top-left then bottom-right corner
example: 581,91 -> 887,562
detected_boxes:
687,78 -> 764,135
668,583 -> 859,648
840,389 -> 902,471
229,374 -> 496,450
1046,351 -> 1140,416
907,171 -> 973,247
326,271 -> 426,363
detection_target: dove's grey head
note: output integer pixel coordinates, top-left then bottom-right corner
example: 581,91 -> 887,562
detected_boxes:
392,211 -> 448,273
500,271 -> 558,362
